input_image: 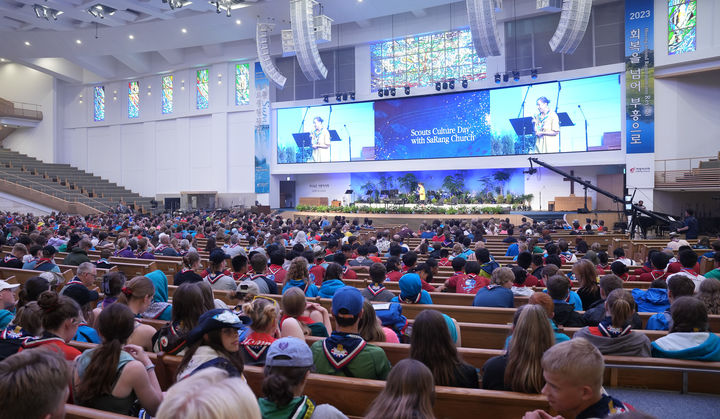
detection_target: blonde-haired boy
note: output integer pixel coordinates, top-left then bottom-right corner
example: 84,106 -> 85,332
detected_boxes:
524,339 -> 632,419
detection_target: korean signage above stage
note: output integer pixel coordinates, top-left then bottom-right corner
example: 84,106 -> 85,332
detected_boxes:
625,0 -> 655,154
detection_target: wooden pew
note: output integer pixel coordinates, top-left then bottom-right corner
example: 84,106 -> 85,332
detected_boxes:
0,267 -> 74,285
65,404 -> 134,419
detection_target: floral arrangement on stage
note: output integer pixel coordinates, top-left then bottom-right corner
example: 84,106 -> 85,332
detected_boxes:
295,204 -> 511,215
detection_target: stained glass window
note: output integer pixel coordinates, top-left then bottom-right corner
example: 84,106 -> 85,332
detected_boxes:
668,0 -> 696,55
128,81 -> 139,119
196,69 -> 209,109
370,28 -> 487,91
235,63 -> 250,105
93,86 -> 105,121
161,75 -> 173,115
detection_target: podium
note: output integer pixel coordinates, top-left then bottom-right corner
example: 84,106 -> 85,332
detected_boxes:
292,132 -> 312,162
509,117 -> 535,154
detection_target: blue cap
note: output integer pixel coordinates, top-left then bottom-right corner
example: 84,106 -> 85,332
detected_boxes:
187,308 -> 251,344
331,286 -> 364,317
265,337 -> 314,368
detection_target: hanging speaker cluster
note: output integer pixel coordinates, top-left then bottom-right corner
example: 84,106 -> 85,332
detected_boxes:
548,0 -> 592,54
465,0 -> 503,57
290,0 -> 328,81
256,23 -> 287,89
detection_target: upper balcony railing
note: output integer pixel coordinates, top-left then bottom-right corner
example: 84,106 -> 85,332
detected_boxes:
0,98 -> 43,121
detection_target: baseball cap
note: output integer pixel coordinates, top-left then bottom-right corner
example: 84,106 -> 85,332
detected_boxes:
0,280 -> 20,293
187,308 -> 251,344
265,337 -> 314,368
209,249 -> 228,264
63,283 -> 99,306
331,286 -> 363,317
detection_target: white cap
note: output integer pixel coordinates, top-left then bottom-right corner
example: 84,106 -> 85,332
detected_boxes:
0,280 -> 20,292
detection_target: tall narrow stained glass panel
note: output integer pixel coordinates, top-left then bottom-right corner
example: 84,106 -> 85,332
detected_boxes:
196,69 -> 209,109
93,86 -> 105,121
128,81 -> 139,118
668,0 -> 696,55
235,63 -> 250,105
161,75 -> 173,114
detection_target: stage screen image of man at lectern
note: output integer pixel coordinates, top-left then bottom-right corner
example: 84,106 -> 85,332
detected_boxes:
275,73 -> 621,164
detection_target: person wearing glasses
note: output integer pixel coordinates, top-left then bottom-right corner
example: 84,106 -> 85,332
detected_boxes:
61,262 -> 99,299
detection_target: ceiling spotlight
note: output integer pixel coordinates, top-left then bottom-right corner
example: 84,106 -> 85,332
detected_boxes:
435,82 -> 441,91
442,81 -> 448,90
128,34 -> 134,40
378,89 -> 383,98
323,95 -> 329,103
24,41 -> 31,46
76,39 -> 82,44
210,0 -> 244,17
461,79 -> 468,88
390,88 -> 396,97
181,28 -> 187,34
342,92 -> 348,101
349,92 -> 355,100
494,73 -> 501,84
87,4 -> 116,19
235,19 -> 242,25
404,86 -> 410,95
336,93 -> 342,102
531,69 -> 538,79
512,71 -> 520,82
0,58 -> 6,62
449,79 -> 455,90
383,88 -> 389,97
502,73 -> 509,82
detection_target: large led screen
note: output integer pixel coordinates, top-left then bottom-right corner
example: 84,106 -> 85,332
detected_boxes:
276,73 -> 621,164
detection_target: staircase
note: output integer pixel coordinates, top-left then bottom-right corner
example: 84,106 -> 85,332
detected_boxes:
0,147 -> 155,213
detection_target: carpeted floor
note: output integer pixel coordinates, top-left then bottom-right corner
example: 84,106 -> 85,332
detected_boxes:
609,387 -> 720,419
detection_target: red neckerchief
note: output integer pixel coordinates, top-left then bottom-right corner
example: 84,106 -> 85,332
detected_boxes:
34,258 -> 53,268
268,265 -> 283,275
205,272 -> 226,284
181,268 -> 194,274
155,244 -> 167,252
241,332 -> 276,360
3,255 -> 17,263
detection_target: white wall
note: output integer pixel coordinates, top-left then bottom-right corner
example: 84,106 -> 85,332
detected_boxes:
0,191 -> 54,215
59,61 -> 257,198
0,63 -> 57,162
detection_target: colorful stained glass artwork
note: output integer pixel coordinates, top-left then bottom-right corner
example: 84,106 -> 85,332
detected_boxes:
370,28 -> 487,91
668,1 -> 696,55
235,63 -> 250,105
196,69 -> 209,110
93,86 -> 105,121
161,75 -> 173,115
128,81 -> 139,119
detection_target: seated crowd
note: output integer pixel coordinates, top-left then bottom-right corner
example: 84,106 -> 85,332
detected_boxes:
0,209 -> 719,418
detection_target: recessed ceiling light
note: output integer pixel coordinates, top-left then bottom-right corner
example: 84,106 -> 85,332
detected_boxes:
128,34 -> 134,40
76,39 -> 82,44
235,19 -> 241,25
181,28 -> 187,33
0,58 -> 5,62
24,41 -> 31,46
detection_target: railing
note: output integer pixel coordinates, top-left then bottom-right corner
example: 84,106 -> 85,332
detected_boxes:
0,168 -> 111,210
655,156 -> 717,172
655,155 -> 720,189
0,100 -> 43,120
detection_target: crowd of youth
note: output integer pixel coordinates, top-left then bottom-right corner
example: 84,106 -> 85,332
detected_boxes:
0,209 -> 719,419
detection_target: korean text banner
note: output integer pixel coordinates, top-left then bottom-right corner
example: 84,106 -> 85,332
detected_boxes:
625,0 -> 655,154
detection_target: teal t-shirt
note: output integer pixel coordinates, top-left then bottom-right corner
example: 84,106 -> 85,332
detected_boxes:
705,269 -> 720,280
0,310 -> 14,329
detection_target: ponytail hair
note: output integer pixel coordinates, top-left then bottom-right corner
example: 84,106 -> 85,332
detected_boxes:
606,289 -> 636,328
75,304 -> 135,404
37,291 -> 79,332
183,251 -> 200,269
242,298 -> 278,333
116,276 -> 155,305
261,365 -> 310,407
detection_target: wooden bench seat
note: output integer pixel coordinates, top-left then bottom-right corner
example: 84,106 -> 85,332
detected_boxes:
65,404 -> 134,419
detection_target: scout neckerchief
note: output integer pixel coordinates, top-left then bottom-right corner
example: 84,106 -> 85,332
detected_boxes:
322,332 -> 366,371
241,332 -> 275,360
598,317 -> 632,338
461,273 -> 478,294
367,283 -> 386,296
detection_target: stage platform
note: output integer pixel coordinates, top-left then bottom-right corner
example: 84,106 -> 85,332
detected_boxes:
281,210 -> 625,230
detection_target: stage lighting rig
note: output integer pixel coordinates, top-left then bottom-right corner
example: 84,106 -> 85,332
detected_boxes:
336,93 -> 342,102
461,79 -> 468,88
378,89 -> 383,98
442,81 -> 448,90
531,68 -> 538,79
383,87 -> 389,97
435,82 -> 441,91
404,86 -> 410,95
163,0 -> 192,10
502,73 -> 509,82
390,87 -> 396,96
512,71 -> 520,81
494,73 -> 501,84
87,4 -> 115,19
33,4 -> 63,21
323,95 -> 329,103
210,0 -> 247,17
349,92 -> 355,100
342,92 -> 348,101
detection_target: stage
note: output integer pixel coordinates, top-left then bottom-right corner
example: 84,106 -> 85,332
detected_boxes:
282,210 -> 625,230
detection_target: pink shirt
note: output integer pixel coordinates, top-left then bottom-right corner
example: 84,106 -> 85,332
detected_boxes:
383,327 -> 400,343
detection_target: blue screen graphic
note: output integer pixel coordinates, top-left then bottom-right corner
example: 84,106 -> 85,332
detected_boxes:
276,73 -> 621,164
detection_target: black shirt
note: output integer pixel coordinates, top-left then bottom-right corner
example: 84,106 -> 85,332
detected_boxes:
577,286 -> 601,311
446,362 -> 480,389
481,354 -> 510,391
174,270 -> 203,286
